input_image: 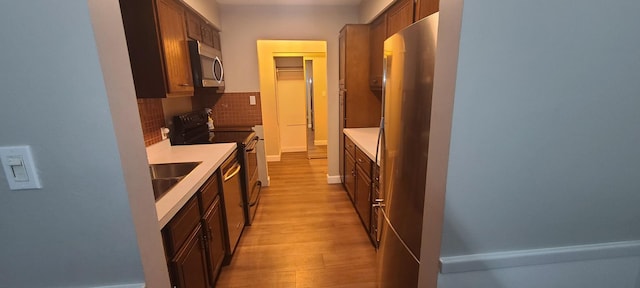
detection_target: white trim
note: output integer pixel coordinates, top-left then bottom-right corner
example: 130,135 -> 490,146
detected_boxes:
314,140 -> 328,146
94,284 -> 145,288
266,155 -> 281,162
326,174 -> 342,184
440,240 -> 640,274
281,146 -> 307,152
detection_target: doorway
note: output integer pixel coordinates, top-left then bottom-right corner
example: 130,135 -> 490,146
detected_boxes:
304,59 -> 327,159
256,40 -> 328,162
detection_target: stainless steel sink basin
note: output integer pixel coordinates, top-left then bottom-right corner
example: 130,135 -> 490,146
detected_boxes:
149,162 -> 201,200
149,162 -> 201,179
151,178 -> 181,200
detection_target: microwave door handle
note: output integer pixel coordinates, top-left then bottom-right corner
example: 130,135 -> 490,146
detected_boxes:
215,57 -> 224,83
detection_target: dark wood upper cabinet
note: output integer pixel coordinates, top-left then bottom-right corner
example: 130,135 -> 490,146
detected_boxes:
386,0 -> 414,36
119,0 -> 193,98
186,11 -> 203,42
368,0 -> 414,93
415,0 -> 440,21
339,25 -> 381,128
368,15 -> 386,91
186,10 -> 219,49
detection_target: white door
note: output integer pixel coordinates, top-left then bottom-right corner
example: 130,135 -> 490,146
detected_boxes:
276,69 -> 307,152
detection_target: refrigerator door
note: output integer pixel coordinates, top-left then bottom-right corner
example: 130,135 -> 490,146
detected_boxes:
378,13 -> 439,287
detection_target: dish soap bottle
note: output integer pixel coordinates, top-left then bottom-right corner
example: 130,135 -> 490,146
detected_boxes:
205,108 -> 215,131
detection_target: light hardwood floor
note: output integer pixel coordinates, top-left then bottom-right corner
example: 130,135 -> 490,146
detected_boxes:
215,152 -> 377,288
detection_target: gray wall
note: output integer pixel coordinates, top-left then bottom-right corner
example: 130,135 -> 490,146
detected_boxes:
436,0 -> 640,286
219,4 -> 359,178
0,1 -> 145,286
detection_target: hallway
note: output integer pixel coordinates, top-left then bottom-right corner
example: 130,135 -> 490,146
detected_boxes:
216,152 -> 377,287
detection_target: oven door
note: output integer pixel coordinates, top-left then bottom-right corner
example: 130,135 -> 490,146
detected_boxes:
245,137 -> 261,225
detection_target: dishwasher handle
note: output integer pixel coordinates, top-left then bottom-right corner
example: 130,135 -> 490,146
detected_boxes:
223,163 -> 241,182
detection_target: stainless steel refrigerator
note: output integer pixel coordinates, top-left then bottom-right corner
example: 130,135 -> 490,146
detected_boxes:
376,12 -> 439,288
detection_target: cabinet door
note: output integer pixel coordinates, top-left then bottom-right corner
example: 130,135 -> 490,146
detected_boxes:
339,29 -> 346,87
204,196 -> 226,284
170,226 -> 209,288
415,0 -> 439,21
356,164 -> 372,233
387,0 -> 414,36
157,0 -> 194,96
369,15 -> 386,91
185,11 -> 202,41
212,30 -> 221,50
344,151 -> 356,203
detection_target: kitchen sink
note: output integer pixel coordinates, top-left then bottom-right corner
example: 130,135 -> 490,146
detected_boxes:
149,162 -> 201,179
149,162 -> 201,200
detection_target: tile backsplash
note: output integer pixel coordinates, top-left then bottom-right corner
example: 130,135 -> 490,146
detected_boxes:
136,92 -> 263,146
210,92 -> 263,127
137,98 -> 165,146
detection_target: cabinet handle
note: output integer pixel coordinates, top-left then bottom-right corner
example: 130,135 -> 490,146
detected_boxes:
351,169 -> 356,177
178,83 -> 191,87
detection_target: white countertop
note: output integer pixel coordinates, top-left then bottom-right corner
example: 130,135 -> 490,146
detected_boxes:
343,127 -> 381,165
146,139 -> 237,227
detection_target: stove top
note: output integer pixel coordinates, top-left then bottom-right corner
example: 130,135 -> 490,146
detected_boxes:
209,130 -> 256,145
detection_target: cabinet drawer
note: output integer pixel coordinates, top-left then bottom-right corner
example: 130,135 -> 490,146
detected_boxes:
344,135 -> 356,157
200,174 -> 219,212
164,196 -> 201,255
355,146 -> 373,177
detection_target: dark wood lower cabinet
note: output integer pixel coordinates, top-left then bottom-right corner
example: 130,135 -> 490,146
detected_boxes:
203,196 -> 225,284
170,226 -> 209,288
355,164 -> 372,232
164,173 -> 227,287
344,152 -> 356,203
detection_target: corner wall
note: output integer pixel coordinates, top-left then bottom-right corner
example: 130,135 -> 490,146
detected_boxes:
0,1 -> 149,286
434,0 -> 640,286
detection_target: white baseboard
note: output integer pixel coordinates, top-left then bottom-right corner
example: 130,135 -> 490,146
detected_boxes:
326,174 -> 342,184
314,140 -> 328,146
266,155 -> 280,162
281,146 -> 307,152
94,284 -> 145,288
440,240 -> 640,274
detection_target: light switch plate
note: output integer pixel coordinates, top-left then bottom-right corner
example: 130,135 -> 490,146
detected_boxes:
0,145 -> 42,190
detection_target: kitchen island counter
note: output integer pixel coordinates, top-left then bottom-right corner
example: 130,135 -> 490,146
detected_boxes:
146,139 -> 236,227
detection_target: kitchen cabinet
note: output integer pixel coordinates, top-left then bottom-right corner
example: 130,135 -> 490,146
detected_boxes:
343,135 -> 356,202
203,196 -> 225,283
368,16 -> 386,92
162,172 -> 227,287
119,0 -> 193,98
368,0 -> 415,92
186,11 -> 221,50
386,0 -> 414,37
339,24 -> 381,185
169,226 -> 209,288
415,0 -> 439,21
355,148 -> 373,233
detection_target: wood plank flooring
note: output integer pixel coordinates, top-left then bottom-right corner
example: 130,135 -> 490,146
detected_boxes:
215,152 -> 377,288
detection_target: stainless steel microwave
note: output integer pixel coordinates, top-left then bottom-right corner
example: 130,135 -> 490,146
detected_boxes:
188,40 -> 224,88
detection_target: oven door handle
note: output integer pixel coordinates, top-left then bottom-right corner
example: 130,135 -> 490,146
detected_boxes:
223,163 -> 241,182
248,181 -> 262,207
245,137 -> 259,152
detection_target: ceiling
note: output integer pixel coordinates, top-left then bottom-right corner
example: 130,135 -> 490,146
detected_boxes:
216,0 -> 362,6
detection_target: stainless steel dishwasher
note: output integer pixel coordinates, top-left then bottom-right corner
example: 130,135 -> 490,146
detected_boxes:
220,150 -> 245,259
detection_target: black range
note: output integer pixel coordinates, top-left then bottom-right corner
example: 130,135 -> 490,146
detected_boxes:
171,111 -> 262,226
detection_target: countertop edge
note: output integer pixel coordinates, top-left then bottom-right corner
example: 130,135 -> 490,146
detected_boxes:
343,127 -> 380,165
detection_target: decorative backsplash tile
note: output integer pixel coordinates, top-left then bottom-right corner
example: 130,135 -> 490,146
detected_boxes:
210,92 -> 263,127
137,98 -> 165,146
